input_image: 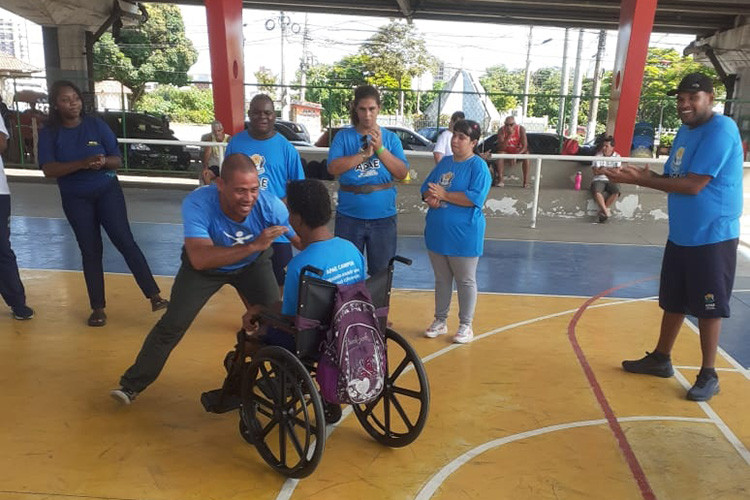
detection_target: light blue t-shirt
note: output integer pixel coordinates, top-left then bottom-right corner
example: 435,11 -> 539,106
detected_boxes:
328,127 -> 408,219
281,237 -> 366,316
421,154 -> 492,257
182,184 -> 296,272
38,116 -> 120,195
664,114 -> 743,246
225,131 -> 305,243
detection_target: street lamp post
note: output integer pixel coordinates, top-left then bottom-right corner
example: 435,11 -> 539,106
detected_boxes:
522,28 -> 552,119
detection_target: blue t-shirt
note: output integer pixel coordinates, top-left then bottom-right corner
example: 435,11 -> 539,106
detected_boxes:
182,184 -> 296,272
664,114 -> 744,246
328,127 -> 408,219
38,116 -> 120,195
421,154 -> 492,257
281,237 -> 366,316
225,131 -> 305,243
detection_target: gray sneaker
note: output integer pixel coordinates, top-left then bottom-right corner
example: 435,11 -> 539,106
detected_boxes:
110,387 -> 138,405
622,351 -> 674,378
687,370 -> 720,402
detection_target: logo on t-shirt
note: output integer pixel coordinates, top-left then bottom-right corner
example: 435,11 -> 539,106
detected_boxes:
354,159 -> 380,178
249,154 -> 266,175
222,230 -> 254,245
669,147 -> 685,177
439,172 -> 454,187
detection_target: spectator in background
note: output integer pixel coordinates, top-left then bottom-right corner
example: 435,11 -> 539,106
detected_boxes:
200,120 -> 230,185
590,134 -> 621,223
494,116 -> 529,188
0,105 -> 33,320
433,111 -> 465,164
421,119 -> 491,344
327,85 -> 409,277
38,80 -> 168,327
225,94 -> 304,291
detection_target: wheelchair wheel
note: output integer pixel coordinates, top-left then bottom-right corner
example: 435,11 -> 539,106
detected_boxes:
353,328 -> 430,447
239,346 -> 326,478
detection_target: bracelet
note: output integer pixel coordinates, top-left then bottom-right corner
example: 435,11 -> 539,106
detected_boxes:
375,145 -> 386,155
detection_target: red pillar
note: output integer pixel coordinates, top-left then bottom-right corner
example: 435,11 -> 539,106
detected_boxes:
205,0 -> 245,135
607,0 -> 657,156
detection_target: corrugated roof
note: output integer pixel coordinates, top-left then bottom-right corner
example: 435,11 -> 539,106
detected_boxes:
0,51 -> 40,76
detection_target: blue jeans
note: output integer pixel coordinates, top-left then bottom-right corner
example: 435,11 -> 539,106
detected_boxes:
334,213 -> 397,276
0,194 -> 26,309
60,178 -> 159,309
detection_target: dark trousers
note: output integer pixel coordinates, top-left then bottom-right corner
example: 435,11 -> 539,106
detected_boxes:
60,178 -> 159,309
334,213 -> 397,276
0,194 -> 26,309
120,249 -> 279,393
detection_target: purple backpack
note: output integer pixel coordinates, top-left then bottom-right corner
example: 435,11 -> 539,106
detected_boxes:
317,282 -> 386,405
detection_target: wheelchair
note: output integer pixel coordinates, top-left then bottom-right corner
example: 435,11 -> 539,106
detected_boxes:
201,256 -> 430,478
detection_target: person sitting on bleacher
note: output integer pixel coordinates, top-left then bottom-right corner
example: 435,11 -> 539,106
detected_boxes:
243,179 -> 366,349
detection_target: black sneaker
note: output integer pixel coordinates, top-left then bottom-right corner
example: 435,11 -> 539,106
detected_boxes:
622,351 -> 674,378
687,369 -> 720,402
110,387 -> 138,405
12,304 -> 34,320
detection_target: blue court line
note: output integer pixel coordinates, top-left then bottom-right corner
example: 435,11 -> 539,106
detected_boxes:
9,216 -> 750,367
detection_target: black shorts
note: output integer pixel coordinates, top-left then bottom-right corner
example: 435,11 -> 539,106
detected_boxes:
271,242 -> 294,286
659,239 -> 738,318
590,180 -> 620,196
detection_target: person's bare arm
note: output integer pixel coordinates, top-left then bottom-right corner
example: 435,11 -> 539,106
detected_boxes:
368,126 -> 408,180
42,155 -> 104,178
426,182 -> 475,207
184,226 -> 288,271
328,146 -> 371,176
103,155 -> 121,171
433,152 -> 444,164
605,165 -> 711,195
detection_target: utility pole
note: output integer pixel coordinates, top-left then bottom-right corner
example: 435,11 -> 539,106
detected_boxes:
586,30 -> 606,142
265,11 -> 300,120
299,14 -> 311,102
569,29 -> 585,137
557,28 -> 570,136
523,26 -> 533,119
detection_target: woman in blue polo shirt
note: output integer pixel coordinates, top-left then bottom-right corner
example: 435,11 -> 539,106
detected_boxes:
327,85 -> 408,276
421,119 -> 491,344
38,80 -> 167,327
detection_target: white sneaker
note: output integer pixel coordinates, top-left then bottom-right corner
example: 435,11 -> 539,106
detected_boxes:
424,319 -> 448,338
453,324 -> 474,344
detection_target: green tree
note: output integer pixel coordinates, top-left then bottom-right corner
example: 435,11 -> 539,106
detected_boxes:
254,68 -> 278,99
479,65 -> 526,113
136,85 -> 214,123
93,4 -> 197,104
360,21 -> 438,115
639,48 -> 721,129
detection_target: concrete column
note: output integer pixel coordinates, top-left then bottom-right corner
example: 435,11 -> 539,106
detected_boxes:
204,0 -> 245,135
606,0 -> 657,156
42,25 -> 90,92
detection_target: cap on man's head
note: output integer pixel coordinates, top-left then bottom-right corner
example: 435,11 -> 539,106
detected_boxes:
666,73 -> 714,96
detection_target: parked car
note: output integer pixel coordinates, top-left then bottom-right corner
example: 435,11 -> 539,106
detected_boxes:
315,125 -> 434,152
416,126 -> 448,143
478,132 -> 596,157
97,111 -> 192,170
243,119 -> 312,147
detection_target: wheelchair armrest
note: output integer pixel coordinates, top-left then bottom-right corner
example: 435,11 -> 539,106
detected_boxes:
259,310 -> 297,334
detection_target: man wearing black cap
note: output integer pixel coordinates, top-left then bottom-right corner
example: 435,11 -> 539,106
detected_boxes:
606,72 -> 744,402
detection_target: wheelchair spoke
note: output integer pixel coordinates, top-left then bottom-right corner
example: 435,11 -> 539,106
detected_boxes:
261,417 -> 280,439
388,392 -> 414,431
390,385 -> 421,400
388,354 -> 411,382
284,420 -> 306,459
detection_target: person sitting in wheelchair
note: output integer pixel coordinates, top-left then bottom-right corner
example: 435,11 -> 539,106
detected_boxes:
242,178 -> 366,349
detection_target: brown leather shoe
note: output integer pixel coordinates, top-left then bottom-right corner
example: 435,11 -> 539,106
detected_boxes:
88,309 -> 107,327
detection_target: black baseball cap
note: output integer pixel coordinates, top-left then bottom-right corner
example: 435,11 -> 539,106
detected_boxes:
667,73 -> 714,96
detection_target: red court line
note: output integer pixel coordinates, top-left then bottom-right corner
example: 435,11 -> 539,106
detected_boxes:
567,276 -> 658,500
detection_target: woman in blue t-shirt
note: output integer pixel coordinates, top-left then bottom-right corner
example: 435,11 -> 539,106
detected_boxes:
38,80 -> 167,327
327,85 -> 409,277
420,120 -> 491,344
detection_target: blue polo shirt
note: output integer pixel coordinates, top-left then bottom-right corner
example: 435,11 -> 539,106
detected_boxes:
328,127 -> 408,219
421,154 -> 491,257
281,237 -> 366,316
38,116 -> 120,195
182,184 -> 296,272
664,114 -> 743,246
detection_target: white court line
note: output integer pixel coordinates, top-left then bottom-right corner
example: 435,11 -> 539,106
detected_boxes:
11,215 -> 182,226
396,234 -> 666,248
672,370 -> 750,466
414,416 -> 714,500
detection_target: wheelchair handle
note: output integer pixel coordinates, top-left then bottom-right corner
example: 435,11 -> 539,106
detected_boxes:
300,265 -> 324,277
390,255 -> 412,267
